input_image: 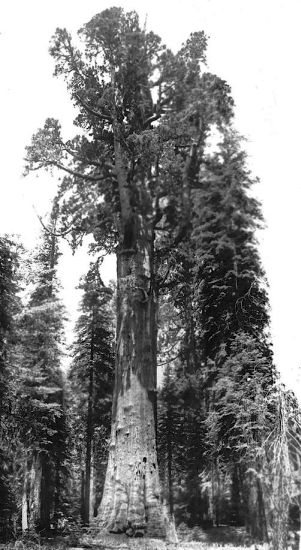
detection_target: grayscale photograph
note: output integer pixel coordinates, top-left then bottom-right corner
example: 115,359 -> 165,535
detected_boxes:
0,1 -> 300,549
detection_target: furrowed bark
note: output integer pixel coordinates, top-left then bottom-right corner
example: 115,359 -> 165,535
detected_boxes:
98,216 -> 165,537
98,63 -> 166,538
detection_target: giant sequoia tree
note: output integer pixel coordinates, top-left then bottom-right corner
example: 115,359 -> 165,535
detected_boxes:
25,7 -> 234,536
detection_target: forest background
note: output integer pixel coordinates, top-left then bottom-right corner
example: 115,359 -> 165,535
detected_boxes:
1,0 -> 301,397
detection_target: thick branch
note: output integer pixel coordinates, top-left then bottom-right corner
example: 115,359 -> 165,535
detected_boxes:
75,94 -> 113,123
143,112 -> 161,128
53,161 -> 107,182
143,96 -> 173,128
24,157 -> 108,182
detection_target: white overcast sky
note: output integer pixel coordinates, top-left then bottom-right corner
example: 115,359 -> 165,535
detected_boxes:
0,0 -> 300,395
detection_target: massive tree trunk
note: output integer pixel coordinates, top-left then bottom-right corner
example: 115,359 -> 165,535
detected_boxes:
98,214 -> 165,537
97,83 -> 166,536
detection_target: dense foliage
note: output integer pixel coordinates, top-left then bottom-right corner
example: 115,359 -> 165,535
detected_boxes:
156,126 -> 275,540
12,219 -> 69,532
0,236 -> 20,525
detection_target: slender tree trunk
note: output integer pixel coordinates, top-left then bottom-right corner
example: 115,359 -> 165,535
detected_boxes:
89,448 -> 95,522
84,320 -> 94,525
80,469 -> 85,523
215,461 -> 220,527
209,464 -> 215,526
98,220 -> 165,537
39,454 -> 52,532
167,390 -> 174,517
53,456 -> 61,531
22,462 -> 28,532
231,462 -> 242,525
29,454 -> 42,530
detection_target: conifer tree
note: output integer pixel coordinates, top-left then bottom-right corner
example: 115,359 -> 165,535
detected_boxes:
14,215 -> 68,532
192,129 -> 270,360
0,236 -> 20,530
204,332 -> 271,540
158,129 -> 275,538
195,130 -> 274,540
68,262 -> 114,525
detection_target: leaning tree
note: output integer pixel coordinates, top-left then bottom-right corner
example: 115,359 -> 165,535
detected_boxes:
25,7 -> 234,537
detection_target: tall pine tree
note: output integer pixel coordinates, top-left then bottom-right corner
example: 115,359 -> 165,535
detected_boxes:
157,128 -> 275,540
68,262 -> 114,525
0,236 -> 20,532
14,215 -> 68,532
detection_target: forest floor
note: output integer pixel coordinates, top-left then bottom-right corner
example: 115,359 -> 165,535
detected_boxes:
0,526 -> 298,550
0,526 -> 292,550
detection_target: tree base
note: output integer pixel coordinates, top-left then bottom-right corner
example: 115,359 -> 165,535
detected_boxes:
97,374 -> 167,540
